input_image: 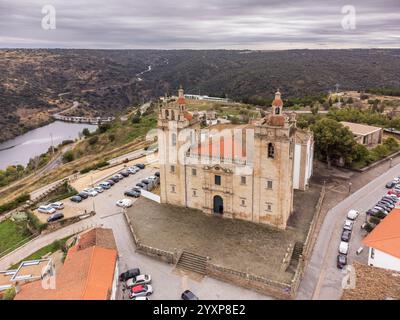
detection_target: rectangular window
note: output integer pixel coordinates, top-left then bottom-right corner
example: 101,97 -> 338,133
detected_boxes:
171,185 -> 176,193
241,176 -> 246,185
241,198 -> 246,207
170,165 -> 175,173
215,175 -> 221,185
192,168 -> 197,176
267,180 -> 273,189
192,189 -> 197,197
266,202 -> 272,212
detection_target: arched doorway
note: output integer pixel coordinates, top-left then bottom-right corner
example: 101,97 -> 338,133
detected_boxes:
213,195 -> 223,214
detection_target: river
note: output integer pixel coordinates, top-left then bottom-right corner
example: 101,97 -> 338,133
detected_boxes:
0,121 -> 97,170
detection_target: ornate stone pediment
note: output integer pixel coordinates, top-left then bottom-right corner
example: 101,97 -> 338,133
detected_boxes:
203,164 -> 233,174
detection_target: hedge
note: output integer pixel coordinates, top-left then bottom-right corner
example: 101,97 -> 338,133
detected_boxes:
0,193 -> 30,215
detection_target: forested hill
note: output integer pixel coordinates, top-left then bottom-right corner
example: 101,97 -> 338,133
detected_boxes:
1,48 -> 400,142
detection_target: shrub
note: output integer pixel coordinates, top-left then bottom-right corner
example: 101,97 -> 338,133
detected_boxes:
108,134 -> 115,142
98,123 -> 111,133
132,116 -> 141,124
82,128 -> 91,137
88,136 -> 99,145
2,287 -> 16,300
62,151 -> 74,163
364,223 -> 374,233
0,194 -> 30,214
369,216 -> 381,225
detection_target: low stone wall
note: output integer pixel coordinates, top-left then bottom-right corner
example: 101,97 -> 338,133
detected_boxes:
123,209 -> 177,264
206,262 -> 292,299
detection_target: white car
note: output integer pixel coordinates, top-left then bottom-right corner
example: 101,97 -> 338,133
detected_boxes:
132,296 -> 149,300
50,202 -> 64,210
127,167 -> 139,174
130,284 -> 153,299
126,275 -> 152,288
38,204 -> 56,214
94,186 -> 104,193
116,199 -> 133,208
83,188 -> 98,197
343,219 -> 354,231
339,241 -> 349,255
346,210 -> 359,220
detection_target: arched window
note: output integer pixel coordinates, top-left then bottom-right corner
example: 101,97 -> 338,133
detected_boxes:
268,143 -> 275,159
165,109 -> 169,119
171,133 -> 177,146
275,107 -> 281,115
171,111 -> 175,120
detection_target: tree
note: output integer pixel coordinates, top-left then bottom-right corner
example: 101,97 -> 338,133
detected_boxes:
82,128 -> 91,137
311,118 -> 358,168
62,150 -> 74,163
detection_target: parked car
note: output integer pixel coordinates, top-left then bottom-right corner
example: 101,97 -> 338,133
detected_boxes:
154,171 -> 160,178
132,187 -> 142,194
373,206 -> 389,215
377,200 -> 394,209
116,199 -> 133,208
132,296 -> 149,300
141,179 -> 153,190
124,189 -> 141,198
78,191 -> 89,199
38,205 -> 56,214
110,176 -> 120,183
343,219 -> 354,231
94,186 -> 104,193
106,179 -> 116,186
119,268 -> 140,282
126,275 -> 152,288
341,230 -> 352,242
386,181 -> 396,188
136,163 -> 145,169
47,212 -> 64,223
99,182 -> 111,189
120,170 -> 130,177
83,188 -> 98,197
367,208 -> 383,217
130,284 -> 153,298
339,241 -> 349,255
346,209 -> 359,220
136,183 -> 148,190
148,176 -> 159,185
50,202 -> 64,210
181,290 -> 199,300
337,254 -> 347,269
70,195 -> 82,203
115,173 -> 124,180
127,167 -> 139,174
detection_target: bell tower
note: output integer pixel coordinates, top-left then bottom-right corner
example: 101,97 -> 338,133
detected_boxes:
158,87 -> 200,207
272,89 -> 283,115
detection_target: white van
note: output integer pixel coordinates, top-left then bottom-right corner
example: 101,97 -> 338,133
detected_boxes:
347,209 -> 359,220
339,241 -> 349,255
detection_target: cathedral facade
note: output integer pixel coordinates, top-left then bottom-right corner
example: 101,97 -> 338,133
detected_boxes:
157,87 -> 313,229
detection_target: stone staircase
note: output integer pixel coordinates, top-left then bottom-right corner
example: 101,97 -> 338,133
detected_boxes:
287,242 -> 304,273
176,251 -> 207,275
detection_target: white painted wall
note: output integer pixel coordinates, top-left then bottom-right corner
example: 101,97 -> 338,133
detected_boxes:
293,144 -> 301,189
110,260 -> 119,300
141,190 -> 161,203
368,248 -> 400,272
306,139 -> 313,180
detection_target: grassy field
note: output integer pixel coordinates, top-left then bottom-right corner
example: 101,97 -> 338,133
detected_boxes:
9,236 -> 71,269
0,219 -> 32,256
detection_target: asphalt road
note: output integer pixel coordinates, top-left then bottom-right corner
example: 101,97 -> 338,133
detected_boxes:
297,162 -> 400,300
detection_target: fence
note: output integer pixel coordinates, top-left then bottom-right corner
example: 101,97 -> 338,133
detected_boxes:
290,183 -> 326,297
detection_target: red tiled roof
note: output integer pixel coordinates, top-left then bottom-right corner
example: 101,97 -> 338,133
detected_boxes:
363,209 -> 400,259
267,115 -> 286,126
15,228 -> 118,300
184,111 -> 193,121
177,96 -> 185,105
272,98 -> 283,107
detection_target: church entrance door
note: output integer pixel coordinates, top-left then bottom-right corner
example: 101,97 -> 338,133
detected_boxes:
213,195 -> 224,214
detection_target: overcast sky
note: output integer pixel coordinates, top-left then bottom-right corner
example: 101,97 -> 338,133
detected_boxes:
0,0 -> 399,49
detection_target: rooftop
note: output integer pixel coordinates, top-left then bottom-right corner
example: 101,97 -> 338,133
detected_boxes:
15,228 -> 118,300
342,262 -> 400,300
363,208 -> 400,259
340,121 -> 382,136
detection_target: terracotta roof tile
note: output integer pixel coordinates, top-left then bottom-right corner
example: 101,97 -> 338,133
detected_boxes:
363,209 -> 400,259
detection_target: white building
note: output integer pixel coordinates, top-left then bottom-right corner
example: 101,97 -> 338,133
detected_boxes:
363,209 -> 400,272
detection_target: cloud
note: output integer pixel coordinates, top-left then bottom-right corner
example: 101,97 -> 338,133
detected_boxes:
0,0 -> 399,49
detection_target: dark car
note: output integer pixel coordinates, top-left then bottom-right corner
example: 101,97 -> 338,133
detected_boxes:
154,171 -> 160,178
106,179 -> 115,186
120,170 -> 130,177
136,163 -> 145,169
386,181 -> 396,188
382,196 -> 396,203
47,212 -> 64,223
367,208 -> 383,217
181,290 -> 199,300
70,195 -> 82,203
337,254 -> 347,269
124,189 -> 140,198
141,179 -> 150,185
110,176 -> 120,183
136,182 -> 146,189
78,192 -> 89,199
132,187 -> 142,194
341,230 -> 351,242
119,268 -> 141,282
